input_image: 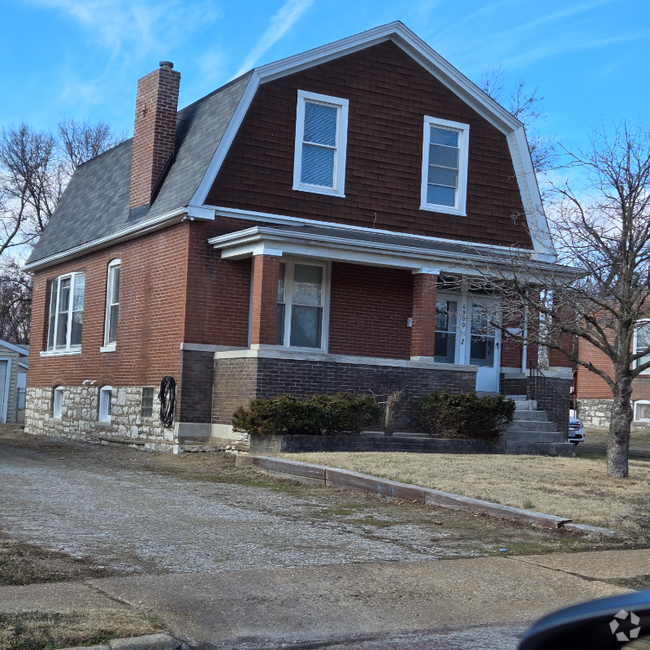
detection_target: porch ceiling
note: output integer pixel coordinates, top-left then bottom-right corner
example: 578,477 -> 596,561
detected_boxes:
208,224 -> 574,278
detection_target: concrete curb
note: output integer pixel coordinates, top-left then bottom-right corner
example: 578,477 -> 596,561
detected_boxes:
250,456 -> 615,533
60,633 -> 188,650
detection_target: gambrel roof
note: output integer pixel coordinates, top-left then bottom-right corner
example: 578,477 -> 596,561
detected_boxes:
25,21 -> 554,271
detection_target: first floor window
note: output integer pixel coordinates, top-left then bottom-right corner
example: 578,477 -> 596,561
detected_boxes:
420,116 -> 469,216
53,387 -> 64,419
99,386 -> 112,422
47,272 -> 85,352
276,260 -> 326,349
104,260 -> 121,347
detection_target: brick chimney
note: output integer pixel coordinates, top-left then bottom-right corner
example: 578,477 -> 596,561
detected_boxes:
129,61 -> 180,213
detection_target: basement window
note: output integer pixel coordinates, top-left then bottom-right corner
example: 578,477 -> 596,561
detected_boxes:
52,387 -> 64,419
420,116 -> 469,216
634,401 -> 650,422
99,386 -> 112,423
141,387 -> 154,419
293,90 -> 349,197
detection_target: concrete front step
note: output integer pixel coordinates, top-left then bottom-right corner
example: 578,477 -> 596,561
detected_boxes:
505,441 -> 575,457
505,431 -> 567,443
513,410 -> 549,421
507,421 -> 557,433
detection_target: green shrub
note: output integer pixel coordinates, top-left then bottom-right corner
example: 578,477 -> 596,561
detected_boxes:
231,392 -> 381,436
415,391 -> 515,442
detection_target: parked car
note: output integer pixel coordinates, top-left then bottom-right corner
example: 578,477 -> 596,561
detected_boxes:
519,588 -> 650,649
569,414 -> 586,445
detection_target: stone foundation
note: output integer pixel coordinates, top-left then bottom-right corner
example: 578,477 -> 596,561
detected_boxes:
25,386 -> 173,450
577,399 -> 612,429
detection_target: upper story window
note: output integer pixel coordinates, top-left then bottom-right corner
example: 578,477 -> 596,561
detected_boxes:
293,90 -> 349,197
102,259 -> 121,351
47,272 -> 85,352
420,116 -> 470,216
276,260 -> 328,350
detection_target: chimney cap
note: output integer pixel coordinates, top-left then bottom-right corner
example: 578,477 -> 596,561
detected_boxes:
159,61 -> 174,69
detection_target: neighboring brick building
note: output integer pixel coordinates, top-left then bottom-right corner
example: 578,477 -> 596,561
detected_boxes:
576,336 -> 650,430
23,22 -> 570,451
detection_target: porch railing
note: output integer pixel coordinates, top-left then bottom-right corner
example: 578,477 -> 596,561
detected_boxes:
526,361 -> 570,438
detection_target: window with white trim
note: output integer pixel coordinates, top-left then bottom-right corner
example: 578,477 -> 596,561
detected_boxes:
47,272 -> 85,352
634,400 -> 650,422
420,116 -> 470,216
634,320 -> 650,374
276,261 -> 328,349
99,386 -> 112,422
103,260 -> 121,349
293,90 -> 349,197
53,386 -> 64,419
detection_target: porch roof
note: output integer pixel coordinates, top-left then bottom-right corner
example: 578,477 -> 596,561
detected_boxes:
208,224 -> 574,278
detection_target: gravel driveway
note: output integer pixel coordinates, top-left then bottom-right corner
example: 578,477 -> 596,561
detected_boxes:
0,432 -> 612,578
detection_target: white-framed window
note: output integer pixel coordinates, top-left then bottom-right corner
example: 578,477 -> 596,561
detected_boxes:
293,90 -> 349,197
102,259 -> 121,351
420,116 -> 470,216
634,320 -> 650,374
276,260 -> 329,350
52,386 -> 64,419
47,272 -> 85,352
634,400 -> 650,422
99,386 -> 112,423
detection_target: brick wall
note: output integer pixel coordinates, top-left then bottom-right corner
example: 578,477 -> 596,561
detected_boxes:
28,223 -> 190,389
328,262 -> 412,359
213,355 -> 477,430
177,350 -> 214,423
206,41 -> 532,249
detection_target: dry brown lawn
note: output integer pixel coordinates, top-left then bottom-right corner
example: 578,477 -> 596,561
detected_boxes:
280,452 -> 650,534
0,609 -> 162,650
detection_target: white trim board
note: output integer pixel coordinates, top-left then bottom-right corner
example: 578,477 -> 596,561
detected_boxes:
0,339 -> 30,356
206,205 -> 557,262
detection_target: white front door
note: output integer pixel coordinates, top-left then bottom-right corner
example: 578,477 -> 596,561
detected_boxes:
468,300 -> 501,393
434,294 -> 501,393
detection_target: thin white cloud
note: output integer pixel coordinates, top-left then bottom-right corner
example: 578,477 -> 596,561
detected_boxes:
25,0 -> 220,58
234,0 -> 314,77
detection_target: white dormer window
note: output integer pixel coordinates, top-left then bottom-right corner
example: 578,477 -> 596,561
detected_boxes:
420,116 -> 469,216
293,90 -> 349,197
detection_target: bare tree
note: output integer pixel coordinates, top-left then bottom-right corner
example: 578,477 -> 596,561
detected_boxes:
479,65 -> 556,174
0,120 -> 126,344
481,121 -> 650,478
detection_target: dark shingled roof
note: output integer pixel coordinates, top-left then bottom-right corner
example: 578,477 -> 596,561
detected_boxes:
27,71 -> 254,266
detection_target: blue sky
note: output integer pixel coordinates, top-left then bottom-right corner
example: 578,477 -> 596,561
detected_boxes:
2,0 -> 649,154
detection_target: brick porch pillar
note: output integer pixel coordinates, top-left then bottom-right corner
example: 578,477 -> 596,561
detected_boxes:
250,253 -> 282,346
410,268 -> 439,360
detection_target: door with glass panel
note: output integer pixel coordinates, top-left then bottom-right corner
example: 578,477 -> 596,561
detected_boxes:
469,301 -> 501,392
434,296 -> 460,364
276,261 -> 326,349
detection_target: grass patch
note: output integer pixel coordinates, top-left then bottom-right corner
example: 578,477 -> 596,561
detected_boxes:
279,452 -> 650,534
0,610 -> 162,650
606,575 -> 650,592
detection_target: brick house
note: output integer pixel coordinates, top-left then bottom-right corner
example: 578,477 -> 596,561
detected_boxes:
576,332 -> 650,430
23,22 -> 571,451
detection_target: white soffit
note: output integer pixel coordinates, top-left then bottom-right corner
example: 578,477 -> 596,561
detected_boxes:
191,21 -> 554,258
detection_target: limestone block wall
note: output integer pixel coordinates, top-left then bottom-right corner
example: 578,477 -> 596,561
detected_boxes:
25,385 -> 171,447
577,399 -> 612,429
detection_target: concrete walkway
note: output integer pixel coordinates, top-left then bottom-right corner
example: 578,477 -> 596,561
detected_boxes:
2,550 -> 648,649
